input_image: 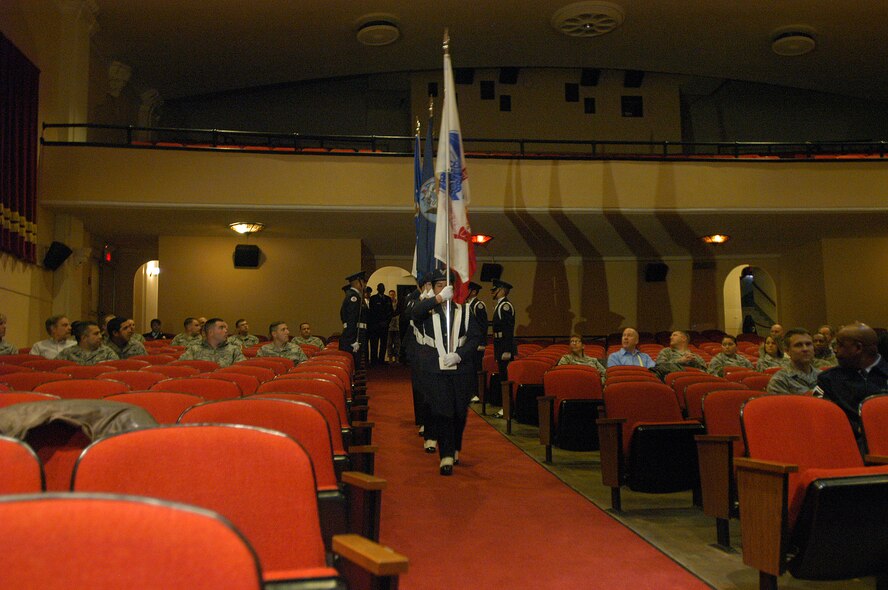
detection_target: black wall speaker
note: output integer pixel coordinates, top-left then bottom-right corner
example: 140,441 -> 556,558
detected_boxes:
580,68 -> 601,86
233,244 -> 261,268
454,68 -> 475,85
479,263 -> 503,282
43,241 -> 73,270
644,262 -> 669,282
499,67 -> 519,84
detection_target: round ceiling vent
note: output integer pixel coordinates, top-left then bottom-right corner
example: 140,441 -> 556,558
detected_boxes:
552,1 -> 625,38
770,26 -> 817,56
356,14 -> 400,46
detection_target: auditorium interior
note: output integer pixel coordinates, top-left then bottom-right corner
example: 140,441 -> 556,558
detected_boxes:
3,1 -> 888,589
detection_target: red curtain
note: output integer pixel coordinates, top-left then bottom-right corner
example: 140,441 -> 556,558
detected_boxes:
1,33 -> 39,264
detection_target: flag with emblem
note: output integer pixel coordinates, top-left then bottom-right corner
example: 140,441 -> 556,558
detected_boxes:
412,103 -> 437,280
433,31 -> 476,303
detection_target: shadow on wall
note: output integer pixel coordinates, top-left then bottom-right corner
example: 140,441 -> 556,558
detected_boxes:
504,160 -> 573,336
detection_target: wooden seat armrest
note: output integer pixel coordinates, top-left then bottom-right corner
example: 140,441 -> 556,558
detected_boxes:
342,471 -> 386,491
695,435 -> 738,520
537,396 -> 555,452
347,444 -> 377,475
734,457 -> 798,475
864,454 -> 888,465
333,534 -> 408,589
348,444 -> 377,455
351,421 -> 374,429
597,418 -> 624,488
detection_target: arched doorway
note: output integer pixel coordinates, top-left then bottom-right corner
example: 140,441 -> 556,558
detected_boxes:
723,265 -> 777,336
367,266 -> 417,312
133,260 -> 160,333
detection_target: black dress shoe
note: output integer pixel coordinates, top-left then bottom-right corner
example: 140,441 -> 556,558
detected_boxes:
425,446 -> 436,454
440,465 -> 453,476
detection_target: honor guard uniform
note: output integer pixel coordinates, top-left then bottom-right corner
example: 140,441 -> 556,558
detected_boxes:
402,276 -> 426,432
465,281 -> 488,402
410,269 -> 483,475
491,279 -> 516,377
339,271 -> 368,368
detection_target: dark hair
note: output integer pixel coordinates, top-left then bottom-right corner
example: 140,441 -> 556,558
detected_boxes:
268,321 -> 286,336
784,327 -> 811,345
183,317 -> 197,329
107,316 -> 128,336
764,336 -> 784,358
202,318 -> 224,333
45,314 -> 67,335
72,321 -> 98,342
150,318 -> 161,326
235,319 -> 247,328
299,322 -> 310,330
721,334 -> 737,344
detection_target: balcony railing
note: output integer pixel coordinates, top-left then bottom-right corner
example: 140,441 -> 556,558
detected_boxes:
41,123 -> 888,162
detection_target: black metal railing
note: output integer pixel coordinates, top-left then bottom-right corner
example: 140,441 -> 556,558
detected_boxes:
41,123 -> 888,161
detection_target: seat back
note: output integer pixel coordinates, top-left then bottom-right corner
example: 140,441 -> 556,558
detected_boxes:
0,494 -> 263,589
53,365 -> 115,379
141,364 -> 200,379
0,364 -> 33,376
289,364 -> 350,391
741,373 -> 772,391
860,394 -> 888,455
670,374 -> 725,410
605,365 -> 653,375
237,358 -> 290,375
604,373 -> 661,385
179,399 -> 337,490
543,367 -> 602,423
196,371 -> 259,396
0,353 -> 43,365
0,434 -> 44,492
507,359 -> 552,385
100,370 -> 168,390
98,359 -> 151,371
169,359 -> 220,373
684,381 -> 748,422
21,359 -> 77,371
700,389 -> 761,457
256,378 -> 349,425
216,364 -> 276,384
248,392 -> 347,455
150,378 -> 241,400
602,381 -> 686,454
0,371 -> 72,391
72,424 -> 327,577
104,392 -> 203,424
34,379 -> 130,400
0,392 -> 59,409
725,369 -> 758,383
128,354 -> 177,365
663,370 -> 705,388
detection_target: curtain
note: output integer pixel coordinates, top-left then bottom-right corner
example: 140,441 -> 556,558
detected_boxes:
0,32 -> 39,264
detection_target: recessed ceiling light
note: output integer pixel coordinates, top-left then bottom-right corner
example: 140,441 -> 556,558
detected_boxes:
552,2 -> 625,38
229,222 -> 265,235
356,14 -> 400,46
770,26 -> 816,56
701,234 -> 730,244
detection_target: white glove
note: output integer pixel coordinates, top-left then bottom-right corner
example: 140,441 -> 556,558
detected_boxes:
351,342 -> 360,352
438,285 -> 454,301
501,352 -> 512,361
420,288 -> 432,300
443,352 -> 461,367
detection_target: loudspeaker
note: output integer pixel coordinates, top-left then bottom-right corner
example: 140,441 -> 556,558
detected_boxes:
564,82 -> 579,102
480,80 -> 495,100
233,244 -> 261,268
499,67 -> 519,84
580,68 -> 601,86
43,241 -> 73,270
480,263 -> 503,282
624,70 -> 644,88
644,263 -> 669,282
454,68 -> 474,85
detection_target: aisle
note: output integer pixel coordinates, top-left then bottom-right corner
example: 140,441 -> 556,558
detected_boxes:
370,366 -> 712,590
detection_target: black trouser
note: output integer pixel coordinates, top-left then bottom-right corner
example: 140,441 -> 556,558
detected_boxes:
420,370 -> 473,459
368,329 -> 386,364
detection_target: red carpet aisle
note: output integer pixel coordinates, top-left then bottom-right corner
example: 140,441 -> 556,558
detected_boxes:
370,366 -> 711,590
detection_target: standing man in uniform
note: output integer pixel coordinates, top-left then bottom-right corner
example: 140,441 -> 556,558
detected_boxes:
491,279 -> 515,418
411,269 -> 483,475
465,281 -> 488,403
340,271 -> 368,369
368,283 -> 392,365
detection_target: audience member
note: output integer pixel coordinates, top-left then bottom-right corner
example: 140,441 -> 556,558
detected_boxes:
818,324 -> 836,351
99,313 -> 116,341
368,282 -> 393,365
105,316 -> 147,359
607,327 -> 655,368
57,321 -> 119,365
707,334 -> 753,377
756,336 -> 786,371
766,328 -> 818,394
227,319 -> 259,348
0,313 -> 16,355
143,318 -> 172,340
293,322 -> 324,348
30,315 -> 76,359
654,330 -> 706,377
815,323 -> 888,451
557,334 -> 606,384
812,332 -> 838,368
171,317 -> 202,347
180,317 -> 245,367
257,322 -> 307,364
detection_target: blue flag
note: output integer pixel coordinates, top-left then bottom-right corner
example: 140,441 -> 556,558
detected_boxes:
412,111 -> 436,280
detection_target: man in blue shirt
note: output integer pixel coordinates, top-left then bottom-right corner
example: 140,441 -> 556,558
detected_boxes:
607,327 -> 655,368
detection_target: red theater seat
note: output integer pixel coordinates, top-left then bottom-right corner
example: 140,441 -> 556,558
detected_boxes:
104,391 -> 203,424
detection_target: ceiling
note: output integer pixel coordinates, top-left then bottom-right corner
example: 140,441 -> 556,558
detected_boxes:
91,1 -> 888,102
66,1 -> 888,260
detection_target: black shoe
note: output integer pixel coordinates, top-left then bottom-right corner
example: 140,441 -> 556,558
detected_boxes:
440,465 -> 453,476
425,446 -> 436,454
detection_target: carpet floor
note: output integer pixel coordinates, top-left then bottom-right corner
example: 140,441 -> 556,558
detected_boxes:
372,365 -> 712,589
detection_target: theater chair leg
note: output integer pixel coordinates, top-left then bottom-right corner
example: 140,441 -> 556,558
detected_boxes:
610,487 -> 622,512
759,572 -> 777,590
715,518 -> 732,552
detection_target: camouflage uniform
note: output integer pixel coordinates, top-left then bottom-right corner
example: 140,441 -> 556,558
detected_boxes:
0,340 -> 17,355
57,344 -> 119,365
106,338 -> 147,360
557,353 -> 606,385
756,353 -> 787,372
171,333 -> 202,347
257,341 -> 307,365
707,352 -> 753,377
227,334 -> 260,348
655,347 -> 706,370
766,364 -> 820,394
813,349 -> 838,369
180,340 -> 245,368
293,335 -> 324,349
130,332 -> 146,343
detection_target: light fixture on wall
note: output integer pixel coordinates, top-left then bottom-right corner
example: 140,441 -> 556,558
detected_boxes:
471,234 -> 494,244
228,222 -> 265,235
146,260 -> 160,277
701,234 -> 730,244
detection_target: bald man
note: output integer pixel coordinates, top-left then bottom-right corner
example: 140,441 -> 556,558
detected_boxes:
815,323 -> 888,450
607,328 -> 655,368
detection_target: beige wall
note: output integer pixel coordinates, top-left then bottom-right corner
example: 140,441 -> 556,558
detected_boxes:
777,241 -> 827,330
158,236 -> 360,340
822,237 -> 888,328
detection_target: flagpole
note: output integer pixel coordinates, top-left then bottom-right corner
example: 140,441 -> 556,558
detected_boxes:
442,28 -> 453,353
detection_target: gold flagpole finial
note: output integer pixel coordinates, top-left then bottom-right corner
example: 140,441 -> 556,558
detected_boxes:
415,117 -> 421,135
428,96 -> 434,118
443,28 -> 450,54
